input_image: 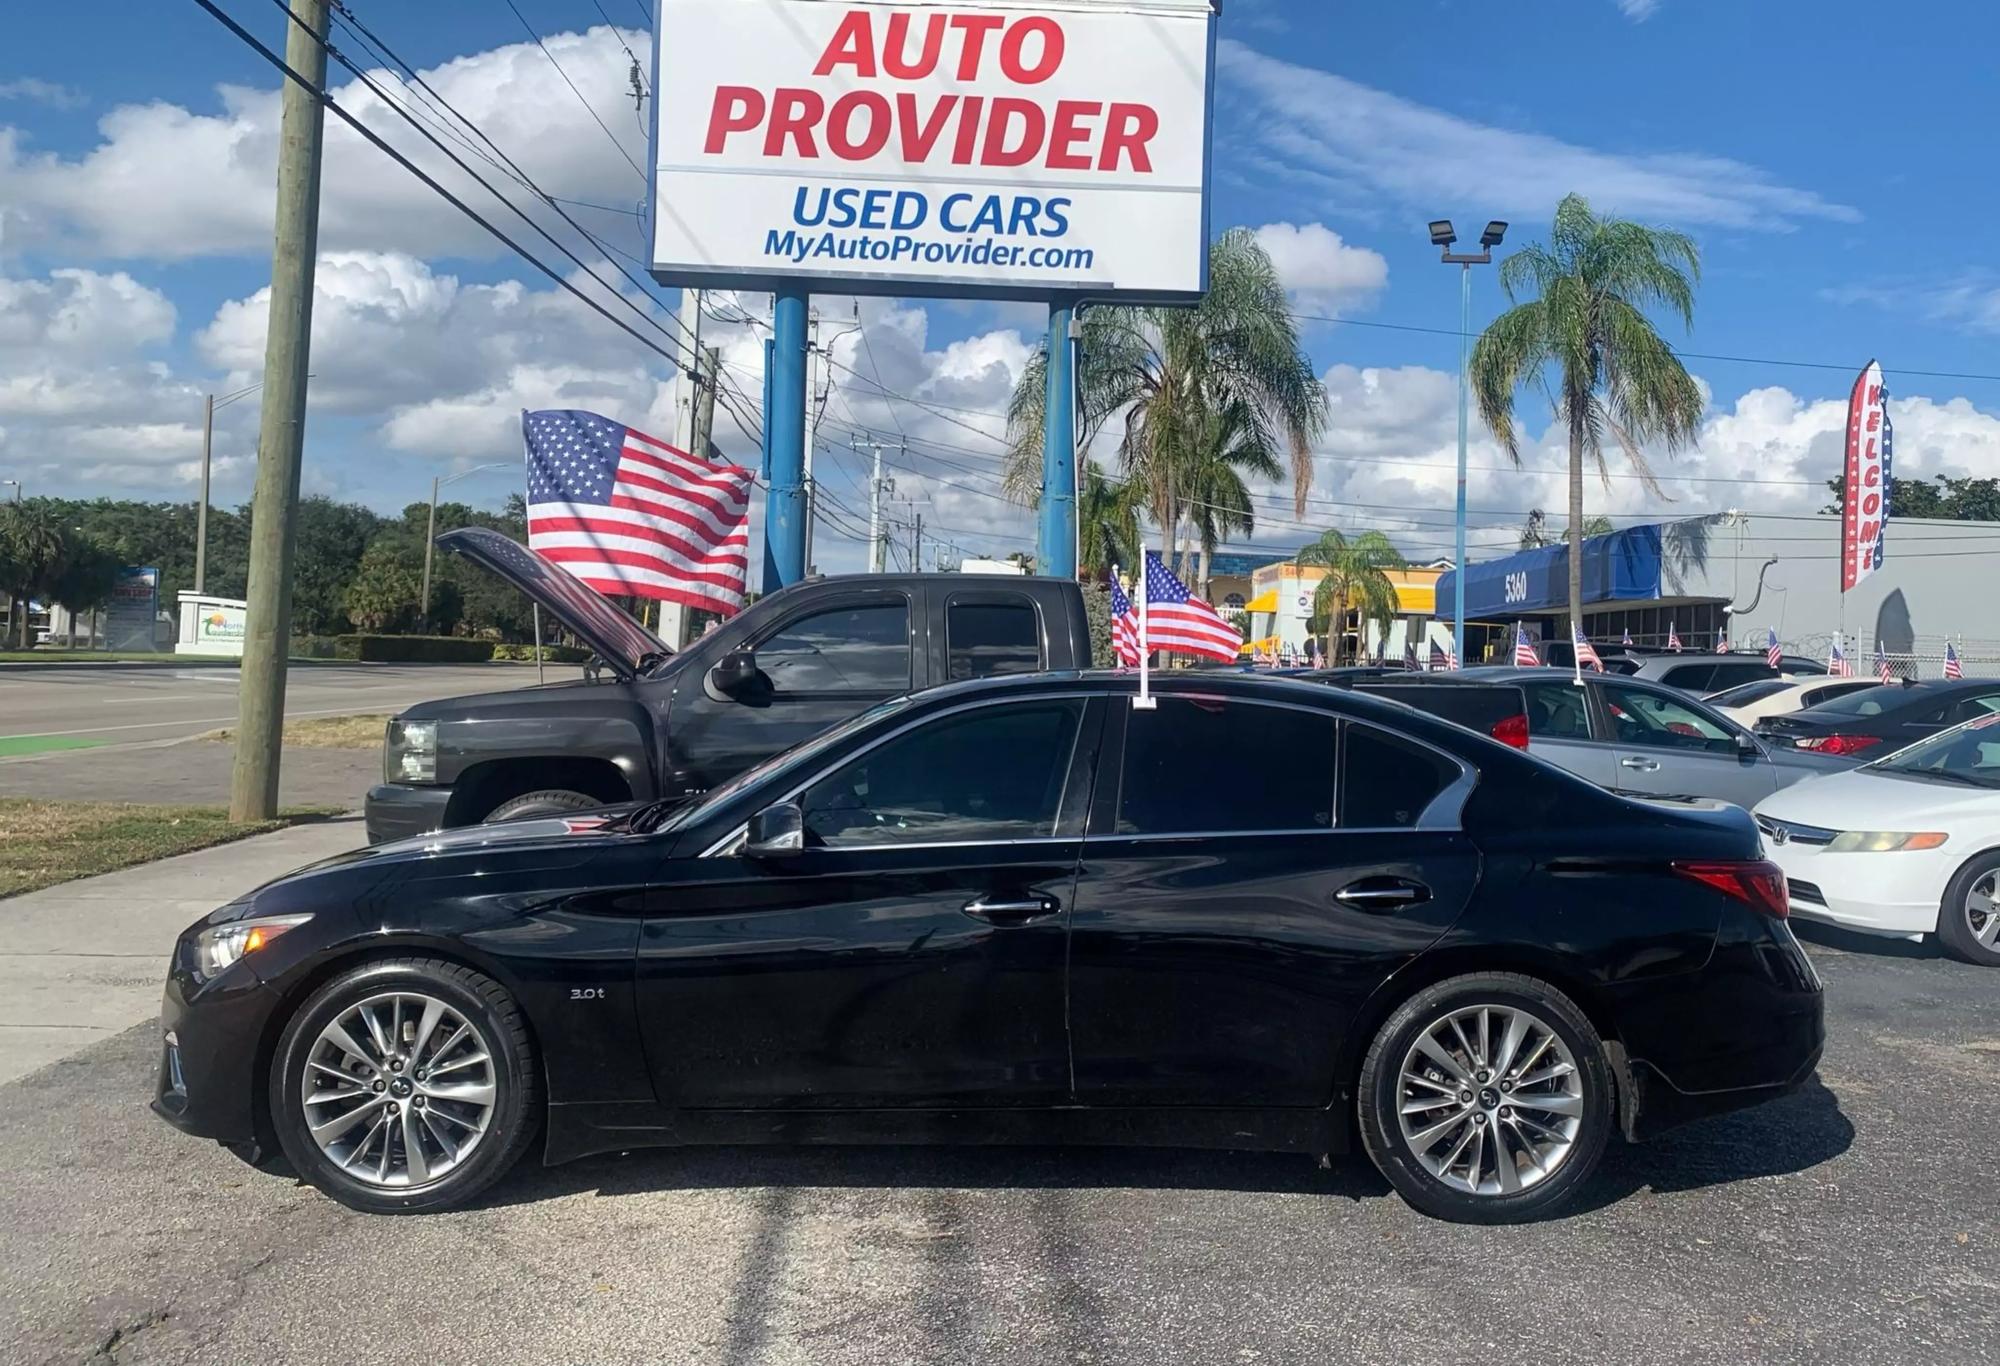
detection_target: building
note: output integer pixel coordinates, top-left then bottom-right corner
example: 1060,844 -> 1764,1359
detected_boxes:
1241,559 -> 1450,662
1433,513 -> 2000,672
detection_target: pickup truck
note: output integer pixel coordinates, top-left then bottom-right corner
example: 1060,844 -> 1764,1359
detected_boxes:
363,529 -> 1094,842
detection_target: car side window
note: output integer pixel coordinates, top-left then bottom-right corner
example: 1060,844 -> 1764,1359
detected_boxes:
1946,693 -> 2000,724
1118,699 -> 1335,834
1341,724 -> 1458,828
1522,683 -> 1592,739
1602,684 -> 1736,754
1706,662 -> 1775,690
800,700 -> 1083,847
1657,664 -> 1715,692
757,602 -> 911,694
946,601 -> 1042,681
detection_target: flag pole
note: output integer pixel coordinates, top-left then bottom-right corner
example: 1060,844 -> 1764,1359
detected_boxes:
1571,615 -> 1585,689
1134,545 -> 1155,710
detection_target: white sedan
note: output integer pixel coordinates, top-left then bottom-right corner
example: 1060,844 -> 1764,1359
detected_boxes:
1707,674 -> 1880,726
1753,713 -> 2000,965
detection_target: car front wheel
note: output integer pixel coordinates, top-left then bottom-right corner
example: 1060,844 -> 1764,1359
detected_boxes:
1358,973 -> 1613,1224
1938,852 -> 2000,966
270,958 -> 540,1214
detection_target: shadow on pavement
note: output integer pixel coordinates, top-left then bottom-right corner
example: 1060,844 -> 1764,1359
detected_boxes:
1791,918 -> 1942,960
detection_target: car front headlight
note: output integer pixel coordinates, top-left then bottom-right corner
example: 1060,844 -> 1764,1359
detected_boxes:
1823,830 -> 1950,853
385,718 -> 438,783
195,913 -> 313,978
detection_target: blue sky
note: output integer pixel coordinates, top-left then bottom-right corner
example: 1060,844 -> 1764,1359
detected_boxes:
4,0 -> 1998,573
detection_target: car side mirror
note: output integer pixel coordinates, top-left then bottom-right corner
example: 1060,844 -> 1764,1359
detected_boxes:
707,647 -> 762,698
742,801 -> 805,858
1734,730 -> 1761,757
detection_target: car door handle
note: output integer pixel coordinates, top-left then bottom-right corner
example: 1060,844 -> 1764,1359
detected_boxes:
1620,757 -> 1662,772
961,895 -> 1061,926
1333,879 -> 1431,912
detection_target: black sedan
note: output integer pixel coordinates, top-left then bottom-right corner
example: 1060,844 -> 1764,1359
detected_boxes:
153,672 -> 1823,1224
1756,678 -> 2000,757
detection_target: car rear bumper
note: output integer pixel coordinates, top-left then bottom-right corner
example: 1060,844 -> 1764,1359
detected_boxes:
364,783 -> 453,845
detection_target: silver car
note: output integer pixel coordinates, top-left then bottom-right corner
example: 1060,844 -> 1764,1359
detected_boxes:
1464,667 -> 1852,808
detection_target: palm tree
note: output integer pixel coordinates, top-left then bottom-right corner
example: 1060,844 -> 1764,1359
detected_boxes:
1518,509 -> 1615,550
1180,398 -> 1284,594
1003,229 -> 1327,566
0,502 -> 67,648
1077,464 -> 1141,583
1295,528 -> 1405,664
1471,194 -> 1704,637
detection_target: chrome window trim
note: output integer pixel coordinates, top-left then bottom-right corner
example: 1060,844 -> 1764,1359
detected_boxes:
699,691 -> 1098,857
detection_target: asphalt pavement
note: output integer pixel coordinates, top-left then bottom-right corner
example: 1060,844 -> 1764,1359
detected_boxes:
0,663 -> 582,806
0,929 -> 1993,1366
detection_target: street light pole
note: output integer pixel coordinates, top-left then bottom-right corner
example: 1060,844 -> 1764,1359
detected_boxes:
196,394 -> 215,594
1431,218 -> 1507,668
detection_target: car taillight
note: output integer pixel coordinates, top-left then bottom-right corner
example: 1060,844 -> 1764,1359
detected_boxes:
1795,733 -> 1884,756
1489,713 -> 1531,749
1672,859 -> 1789,919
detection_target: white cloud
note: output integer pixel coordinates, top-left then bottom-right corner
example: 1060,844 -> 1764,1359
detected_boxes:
1250,222 -> 1388,314
0,27 -> 649,261
1217,41 -> 1855,232
0,78 -> 86,110
1617,0 -> 1661,21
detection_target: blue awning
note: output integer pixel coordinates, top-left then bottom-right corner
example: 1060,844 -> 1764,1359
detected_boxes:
1434,525 -> 1664,618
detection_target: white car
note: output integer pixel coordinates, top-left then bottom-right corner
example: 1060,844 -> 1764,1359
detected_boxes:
1707,674 -> 1880,726
1753,713 -> 2000,965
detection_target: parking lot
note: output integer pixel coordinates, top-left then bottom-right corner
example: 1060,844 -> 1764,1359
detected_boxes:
1,927 -> 1991,1366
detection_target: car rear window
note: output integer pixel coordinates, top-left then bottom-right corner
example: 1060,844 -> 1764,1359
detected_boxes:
1804,685 -> 1904,717
1655,664 -> 1715,691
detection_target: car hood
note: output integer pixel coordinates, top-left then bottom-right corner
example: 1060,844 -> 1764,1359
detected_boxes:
437,527 -> 667,676
1754,766 -> 2000,830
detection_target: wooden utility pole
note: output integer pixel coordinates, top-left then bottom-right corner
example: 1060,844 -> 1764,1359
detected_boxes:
230,0 -> 329,821
693,344 -> 719,459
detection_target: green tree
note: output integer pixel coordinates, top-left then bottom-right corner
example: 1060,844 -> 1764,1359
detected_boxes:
1519,508 -> 1615,549
1294,528 -> 1406,665
45,535 -> 124,647
1471,193 -> 1704,637
293,495 -> 384,635
1824,473 -> 2000,522
343,536 -> 425,633
0,502 -> 68,647
1077,464 -> 1141,582
1002,229 -> 1327,565
1181,398 -> 1284,594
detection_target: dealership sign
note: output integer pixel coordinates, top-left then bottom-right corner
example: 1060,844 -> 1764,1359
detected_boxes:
649,0 -> 1216,300
1840,359 -> 1892,594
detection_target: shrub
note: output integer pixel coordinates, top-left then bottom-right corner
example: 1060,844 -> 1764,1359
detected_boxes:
491,642 -> 592,663
332,634 -> 495,663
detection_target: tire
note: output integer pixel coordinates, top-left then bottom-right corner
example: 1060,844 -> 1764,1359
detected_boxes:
270,958 -> 540,1214
1357,972 -> 1613,1224
483,789 -> 601,823
1937,850 -> 2000,967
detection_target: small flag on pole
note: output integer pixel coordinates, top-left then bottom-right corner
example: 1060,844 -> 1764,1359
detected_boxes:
1621,626 -> 1634,647
1429,639 -> 1448,672
1109,574 -> 1140,669
1447,639 -> 1460,671
1513,623 -> 1541,667
1717,632 -> 1730,654
1829,634 -> 1853,677
1766,630 -> 1782,669
1118,553 -> 1242,665
1667,620 -> 1682,652
1403,639 -> 1419,671
1876,645 -> 1895,686
1573,621 -> 1604,671
1945,639 -> 1964,680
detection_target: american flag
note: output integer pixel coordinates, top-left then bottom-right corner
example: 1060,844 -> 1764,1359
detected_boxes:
1447,639 -> 1460,670
1621,626 -> 1634,646
1875,645 -> 1895,685
1404,640 -> 1419,671
1716,633 -> 1730,654
1573,621 -> 1603,671
1121,553 -> 1242,662
1829,635 -> 1854,677
1514,622 -> 1540,666
523,409 -> 753,615
1667,620 -> 1682,652
1309,639 -> 1324,668
1945,640 -> 1965,680
1429,639 -> 1448,671
1766,631 -> 1782,669
1110,579 -> 1141,667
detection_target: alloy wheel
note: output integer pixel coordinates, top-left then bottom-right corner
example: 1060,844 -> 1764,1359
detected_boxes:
300,990 -> 497,1188
1969,871 -> 2000,949
1395,1003 -> 1584,1196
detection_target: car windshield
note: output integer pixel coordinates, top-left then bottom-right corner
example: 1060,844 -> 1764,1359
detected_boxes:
1865,712 -> 2000,788
1800,684 -> 1904,718
653,695 -> 916,833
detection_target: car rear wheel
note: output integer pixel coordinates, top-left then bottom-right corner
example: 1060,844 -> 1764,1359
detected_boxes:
484,789 -> 601,823
1358,973 -> 1613,1224
271,958 -> 539,1214
1938,853 -> 2000,967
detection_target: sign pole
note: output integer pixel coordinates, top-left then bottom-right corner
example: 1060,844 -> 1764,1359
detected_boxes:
764,285 -> 810,589
1038,299 -> 1078,578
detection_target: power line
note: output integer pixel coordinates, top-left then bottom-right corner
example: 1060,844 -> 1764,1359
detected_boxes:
498,0 -> 646,181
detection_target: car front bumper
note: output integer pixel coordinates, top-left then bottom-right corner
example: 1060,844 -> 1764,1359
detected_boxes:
1760,839 -> 1949,939
150,947 -> 281,1149
364,782 -> 453,845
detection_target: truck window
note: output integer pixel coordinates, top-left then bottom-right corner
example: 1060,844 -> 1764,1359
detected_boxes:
758,603 -> 911,694
947,601 -> 1041,681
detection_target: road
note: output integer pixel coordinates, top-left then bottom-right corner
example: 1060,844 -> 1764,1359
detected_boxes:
0,664 -> 583,807
0,927 -> 1993,1366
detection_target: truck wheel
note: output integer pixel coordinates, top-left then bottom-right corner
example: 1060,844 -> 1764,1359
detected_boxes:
483,790 -> 602,823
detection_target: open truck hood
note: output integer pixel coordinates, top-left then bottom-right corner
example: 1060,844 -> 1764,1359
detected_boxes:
437,527 -> 667,677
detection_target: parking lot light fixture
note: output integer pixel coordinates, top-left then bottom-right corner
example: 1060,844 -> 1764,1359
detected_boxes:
1432,215 -> 1507,669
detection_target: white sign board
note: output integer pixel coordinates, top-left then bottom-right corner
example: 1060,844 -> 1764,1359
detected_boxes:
650,0 -> 1216,301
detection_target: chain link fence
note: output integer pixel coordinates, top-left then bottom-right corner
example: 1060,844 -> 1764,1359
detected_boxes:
1780,633 -> 1998,681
